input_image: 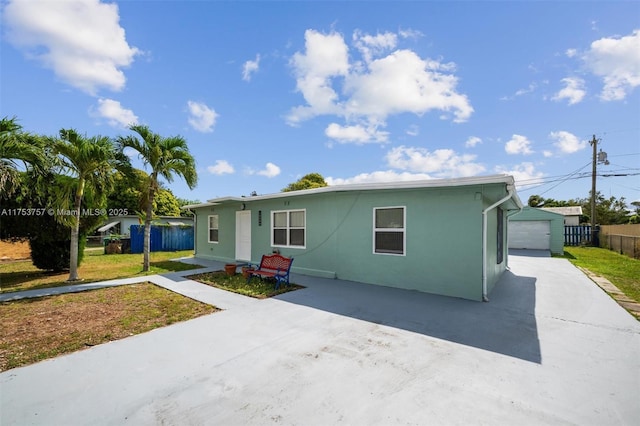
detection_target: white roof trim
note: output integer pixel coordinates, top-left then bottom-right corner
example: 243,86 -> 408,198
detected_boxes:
203,174 -> 518,204
541,206 -> 583,216
97,221 -> 120,233
181,202 -> 217,209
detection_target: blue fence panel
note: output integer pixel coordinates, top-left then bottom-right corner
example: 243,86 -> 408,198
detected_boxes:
161,226 -> 194,251
130,225 -> 194,253
564,225 -> 591,246
130,225 -> 163,253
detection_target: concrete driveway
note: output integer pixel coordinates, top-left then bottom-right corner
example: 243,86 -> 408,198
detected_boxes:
1,252 -> 639,425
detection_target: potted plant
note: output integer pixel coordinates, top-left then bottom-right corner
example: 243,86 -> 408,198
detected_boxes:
224,263 -> 236,276
241,265 -> 255,279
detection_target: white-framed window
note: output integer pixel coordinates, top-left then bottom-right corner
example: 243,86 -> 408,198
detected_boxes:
272,209 -> 306,248
208,215 -> 219,243
373,206 -> 405,255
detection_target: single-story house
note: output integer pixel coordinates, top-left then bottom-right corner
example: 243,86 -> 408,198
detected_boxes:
541,206 -> 583,226
97,215 -> 194,237
508,207 -> 564,255
185,175 -> 523,302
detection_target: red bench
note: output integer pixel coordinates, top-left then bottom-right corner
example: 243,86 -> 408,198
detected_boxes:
247,254 -> 294,289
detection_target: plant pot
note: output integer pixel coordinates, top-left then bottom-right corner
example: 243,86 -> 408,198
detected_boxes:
241,266 -> 255,279
224,264 -> 237,276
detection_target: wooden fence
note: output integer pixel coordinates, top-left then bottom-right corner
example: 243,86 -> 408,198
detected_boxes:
600,224 -> 640,259
563,224 -> 640,259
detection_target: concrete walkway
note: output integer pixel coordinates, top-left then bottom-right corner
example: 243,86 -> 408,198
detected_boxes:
0,259 -> 255,310
1,254 -> 639,425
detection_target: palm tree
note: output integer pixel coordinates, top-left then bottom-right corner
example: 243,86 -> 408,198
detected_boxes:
0,116 -> 47,197
117,125 -> 197,271
54,129 -> 121,281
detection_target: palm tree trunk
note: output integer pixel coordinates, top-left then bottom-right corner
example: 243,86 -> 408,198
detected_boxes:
67,179 -> 84,281
143,178 -> 156,272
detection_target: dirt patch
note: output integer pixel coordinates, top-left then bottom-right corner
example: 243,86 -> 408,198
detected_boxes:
0,240 -> 30,262
0,283 -> 219,371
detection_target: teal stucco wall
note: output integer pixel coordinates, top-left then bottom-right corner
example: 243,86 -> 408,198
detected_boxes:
192,183 -> 516,301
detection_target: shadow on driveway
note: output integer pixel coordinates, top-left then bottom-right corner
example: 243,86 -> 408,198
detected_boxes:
277,269 -> 540,363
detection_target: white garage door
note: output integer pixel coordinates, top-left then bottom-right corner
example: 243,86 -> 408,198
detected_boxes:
509,221 -> 550,250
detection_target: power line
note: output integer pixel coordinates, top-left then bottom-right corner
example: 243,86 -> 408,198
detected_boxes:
515,162 -> 592,193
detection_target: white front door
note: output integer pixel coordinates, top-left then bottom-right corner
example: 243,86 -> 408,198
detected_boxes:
235,210 -> 252,261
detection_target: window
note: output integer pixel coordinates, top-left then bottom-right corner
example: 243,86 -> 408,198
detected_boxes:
272,209 -> 305,248
374,207 -> 405,255
208,215 -> 219,243
496,208 -> 504,264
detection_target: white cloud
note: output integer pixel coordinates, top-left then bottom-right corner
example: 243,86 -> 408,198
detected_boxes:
187,101 -> 218,133
3,0 -> 139,95
386,145 -> 485,178
123,147 -> 138,159
89,98 -> 138,128
257,162 -> 281,178
207,160 -> 234,175
502,83 -> 537,101
325,122 -> 389,144
505,134 -> 534,155
406,125 -> 419,137
326,170 -> 432,186
398,28 -> 424,40
353,30 -> 398,63
582,29 -> 640,101
465,136 -> 482,148
549,130 -> 587,154
515,83 -> 537,96
552,77 -> 586,105
494,162 -> 545,188
543,150 -> 553,158
287,29 -> 349,124
565,48 -> 578,58
287,29 -> 473,143
242,54 -> 260,81
343,50 -> 472,123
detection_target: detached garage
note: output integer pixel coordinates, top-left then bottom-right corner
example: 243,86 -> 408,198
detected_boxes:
509,207 -> 564,255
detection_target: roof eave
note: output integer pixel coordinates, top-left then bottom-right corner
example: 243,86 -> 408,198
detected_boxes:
204,174 -> 518,204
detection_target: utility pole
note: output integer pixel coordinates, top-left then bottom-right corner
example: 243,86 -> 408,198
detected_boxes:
589,134 -> 609,246
590,134 -> 598,241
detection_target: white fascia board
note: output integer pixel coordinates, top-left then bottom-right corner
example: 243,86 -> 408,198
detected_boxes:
205,174 -> 519,205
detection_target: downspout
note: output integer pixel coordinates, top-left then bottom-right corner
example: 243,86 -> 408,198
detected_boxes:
482,184 -> 516,302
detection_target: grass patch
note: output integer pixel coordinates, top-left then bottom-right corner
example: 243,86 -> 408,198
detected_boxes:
0,282 -> 218,371
564,246 -> 640,303
0,250 -> 202,294
190,271 -> 304,299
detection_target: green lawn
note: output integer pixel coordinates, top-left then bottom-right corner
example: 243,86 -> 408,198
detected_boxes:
564,246 -> 640,303
0,282 -> 218,371
190,271 -> 304,298
0,249 -> 202,293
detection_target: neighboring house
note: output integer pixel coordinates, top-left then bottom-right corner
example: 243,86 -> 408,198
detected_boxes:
185,175 -> 523,302
541,206 -> 583,226
508,207 -> 564,255
97,215 -> 194,237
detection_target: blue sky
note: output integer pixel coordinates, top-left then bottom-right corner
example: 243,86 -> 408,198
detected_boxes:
2,0 -> 639,206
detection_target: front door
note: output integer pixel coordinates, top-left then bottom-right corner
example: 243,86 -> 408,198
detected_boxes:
235,210 -> 251,261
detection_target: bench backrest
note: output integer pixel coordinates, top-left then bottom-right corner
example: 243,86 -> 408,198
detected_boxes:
259,254 -> 293,272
